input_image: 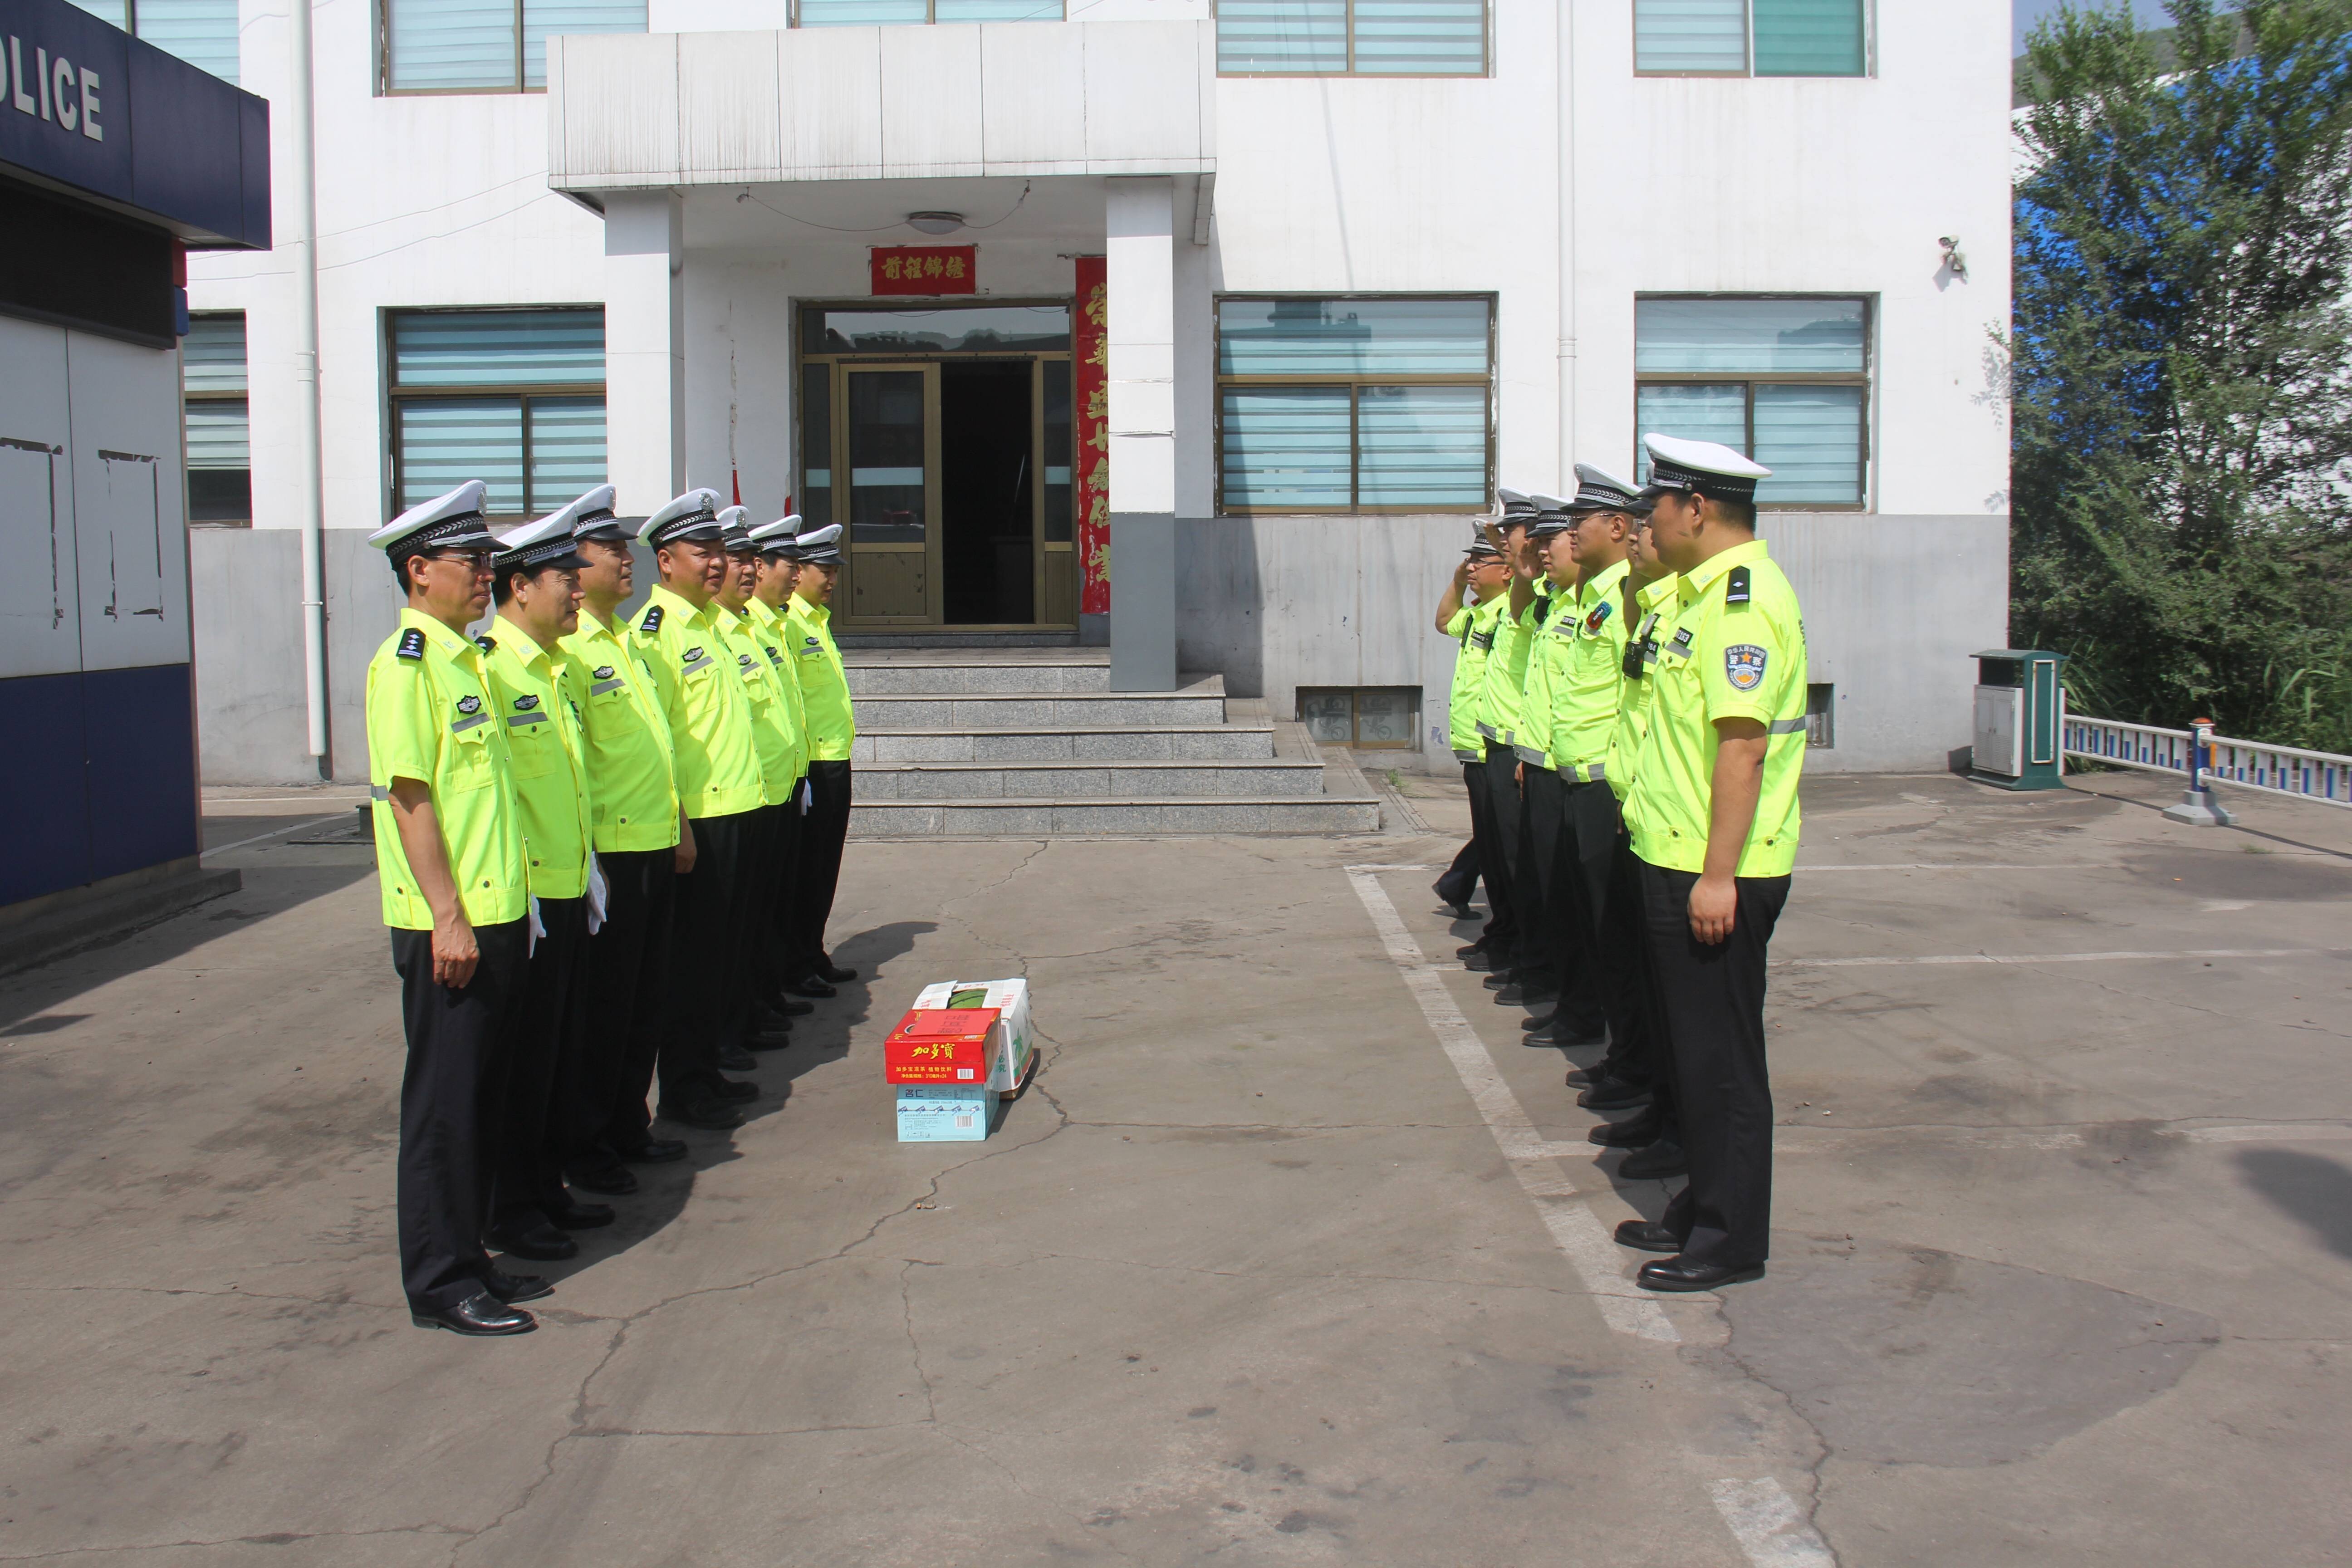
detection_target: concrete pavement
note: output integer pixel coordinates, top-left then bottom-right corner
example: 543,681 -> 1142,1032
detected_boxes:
0,769 -> 2347,1564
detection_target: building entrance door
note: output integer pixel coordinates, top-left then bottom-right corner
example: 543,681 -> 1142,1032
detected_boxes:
800,303 -> 1076,631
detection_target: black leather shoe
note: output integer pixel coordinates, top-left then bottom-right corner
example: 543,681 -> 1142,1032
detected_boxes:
617,1137 -> 690,1164
1521,1010 -> 1556,1032
786,975 -> 837,999
1481,971 -> 1514,990
1638,1257 -> 1764,1293
1496,985 -> 1558,1010
1564,1063 -> 1598,1087
775,996 -> 816,1017
1462,951 -> 1494,972
485,1270 -> 554,1304
1613,1219 -> 1684,1254
754,1003 -> 798,1031
1618,1139 -> 1689,1179
567,1161 -> 640,1196
546,1198 -> 616,1230
816,960 -> 858,983
412,1292 -> 535,1336
713,1076 -> 760,1103
716,1042 -> 758,1072
1589,1115 -> 1664,1149
1455,940 -> 1487,960
1580,1079 -> 1653,1112
488,1221 -> 578,1261
658,1098 -> 745,1131
1553,1019 -> 1610,1049
745,1030 -> 792,1054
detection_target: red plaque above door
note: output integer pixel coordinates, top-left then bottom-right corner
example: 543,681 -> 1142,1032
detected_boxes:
870,246 -> 977,296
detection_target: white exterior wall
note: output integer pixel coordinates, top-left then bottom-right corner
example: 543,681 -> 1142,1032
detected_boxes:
189,0 -> 2012,782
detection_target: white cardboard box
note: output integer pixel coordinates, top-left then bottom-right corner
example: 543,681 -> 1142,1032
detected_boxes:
911,978 -> 1034,1094
895,1085 -> 994,1142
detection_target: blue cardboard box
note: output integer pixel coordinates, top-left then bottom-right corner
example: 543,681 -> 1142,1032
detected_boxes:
896,1084 -> 994,1142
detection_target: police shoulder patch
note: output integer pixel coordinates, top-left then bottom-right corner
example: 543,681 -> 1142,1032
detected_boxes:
396,628 -> 426,661
1725,644 -> 1768,691
592,665 -> 616,681
1584,601 -> 1613,634
514,693 -> 540,711
473,633 -> 496,654
641,604 -> 665,632
1726,565 -> 1751,606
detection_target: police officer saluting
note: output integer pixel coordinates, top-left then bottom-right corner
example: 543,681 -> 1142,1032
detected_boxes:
1434,526 -> 1511,949
554,485 -> 692,1191
365,480 -> 543,1336
632,489 -> 769,1130
781,524 -> 860,998
475,506 -> 610,1262
1612,434 -> 1808,1292
745,515 -> 815,1029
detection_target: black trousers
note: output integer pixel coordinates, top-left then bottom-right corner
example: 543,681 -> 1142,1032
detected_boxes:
391,917 -> 529,1314
715,807 -> 781,1053
661,808 -> 761,1102
1481,741 -> 1545,977
788,759 -> 852,977
1434,838 -> 1481,909
1638,860 -> 1791,1266
564,845 -> 675,1168
760,790 -> 806,1007
1462,758 -> 1515,952
1524,763 -> 1613,1012
494,894 -> 588,1231
1601,833 -> 1676,1142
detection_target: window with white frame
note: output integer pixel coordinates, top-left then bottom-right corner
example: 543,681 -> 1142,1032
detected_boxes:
1217,297 -> 1492,514
793,0 -> 1060,23
1634,297 -> 1869,509
1220,0 -> 1486,76
184,313 -> 249,524
69,0 -> 240,82
1633,0 -> 1866,77
379,0 -> 646,93
388,309 -> 606,519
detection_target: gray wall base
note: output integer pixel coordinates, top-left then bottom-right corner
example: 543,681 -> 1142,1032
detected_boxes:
0,857 -> 241,976
1108,512 -> 1176,691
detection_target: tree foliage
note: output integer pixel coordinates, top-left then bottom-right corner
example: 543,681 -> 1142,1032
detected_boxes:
2012,0 -> 2352,751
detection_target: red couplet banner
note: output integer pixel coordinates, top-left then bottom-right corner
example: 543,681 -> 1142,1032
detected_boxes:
1073,255 -> 1109,617
870,245 -> 977,295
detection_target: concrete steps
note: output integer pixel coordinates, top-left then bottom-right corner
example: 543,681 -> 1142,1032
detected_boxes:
843,646 -> 1380,837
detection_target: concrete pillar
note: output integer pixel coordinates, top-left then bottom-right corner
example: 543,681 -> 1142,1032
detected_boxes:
603,190 -> 685,517
1105,176 -> 1177,692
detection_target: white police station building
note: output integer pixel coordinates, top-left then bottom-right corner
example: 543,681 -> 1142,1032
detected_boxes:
181,0 -> 2012,784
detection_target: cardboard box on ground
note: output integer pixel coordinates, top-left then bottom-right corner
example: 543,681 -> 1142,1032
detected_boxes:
887,979 -> 1038,1143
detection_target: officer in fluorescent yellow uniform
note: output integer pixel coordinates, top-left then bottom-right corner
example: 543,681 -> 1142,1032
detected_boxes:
713,506 -> 804,1051
1505,494 -> 1584,1026
781,523 -> 861,996
745,514 -> 816,1029
1614,433 -> 1808,1294
553,485 -> 691,1192
364,480 -> 541,1338
1431,528 -> 1511,947
1583,505 -> 1688,1181
1470,490 -> 1544,1002
475,508 -> 609,1264
632,489 -> 768,1131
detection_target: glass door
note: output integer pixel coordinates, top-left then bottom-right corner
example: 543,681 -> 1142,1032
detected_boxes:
839,364 -> 939,624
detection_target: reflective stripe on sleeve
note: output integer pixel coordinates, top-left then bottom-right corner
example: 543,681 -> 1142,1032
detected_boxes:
369,784 -> 391,801
1767,716 -> 1808,735
1475,722 -> 1497,739
1564,761 -> 1607,784
1513,745 -> 1549,767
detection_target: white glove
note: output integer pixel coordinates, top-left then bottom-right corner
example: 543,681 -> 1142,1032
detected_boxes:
585,853 -> 608,936
801,777 -> 813,814
527,894 -> 544,957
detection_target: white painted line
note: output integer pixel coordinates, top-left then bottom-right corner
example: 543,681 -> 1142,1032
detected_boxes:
1346,862 -> 1442,872
1774,1121 -> 2352,1154
1708,1477 -> 1837,1568
2181,1122 -> 2352,1145
201,813 -> 352,858
1778,946 -> 2328,969
1791,861 -> 2114,872
1345,867 -> 1677,1343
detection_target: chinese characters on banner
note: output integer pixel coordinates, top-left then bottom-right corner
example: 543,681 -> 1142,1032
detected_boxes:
869,245 -> 977,296
1073,256 -> 1109,617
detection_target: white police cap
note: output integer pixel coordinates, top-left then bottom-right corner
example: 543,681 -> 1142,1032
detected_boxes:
491,510 -> 588,573
1638,434 -> 1772,504
638,488 -> 725,547
717,505 -> 756,552
540,483 -> 627,544
794,523 -> 843,564
1565,463 -> 1648,515
1495,486 -> 1539,521
1525,493 -> 1573,535
368,480 -> 499,557
748,513 -> 804,555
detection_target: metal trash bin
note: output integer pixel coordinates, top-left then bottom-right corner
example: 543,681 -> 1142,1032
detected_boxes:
1970,649 -> 2066,791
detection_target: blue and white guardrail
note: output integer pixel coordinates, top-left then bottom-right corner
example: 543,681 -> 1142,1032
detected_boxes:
2062,711 -> 2351,808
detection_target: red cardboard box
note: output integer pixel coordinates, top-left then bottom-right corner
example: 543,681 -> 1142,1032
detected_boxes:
885,1007 -> 1002,1085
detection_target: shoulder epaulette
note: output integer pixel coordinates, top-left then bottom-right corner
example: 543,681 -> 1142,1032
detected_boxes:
640,603 -> 665,633
473,633 -> 496,654
396,628 -> 426,661
1726,566 -> 1751,605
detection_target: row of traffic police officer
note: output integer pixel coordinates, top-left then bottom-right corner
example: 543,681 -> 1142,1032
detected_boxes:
364,480 -> 861,1335
1439,434 -> 1808,1294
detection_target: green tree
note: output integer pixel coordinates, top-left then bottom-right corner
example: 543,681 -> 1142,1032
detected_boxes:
2013,0 -> 2352,752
